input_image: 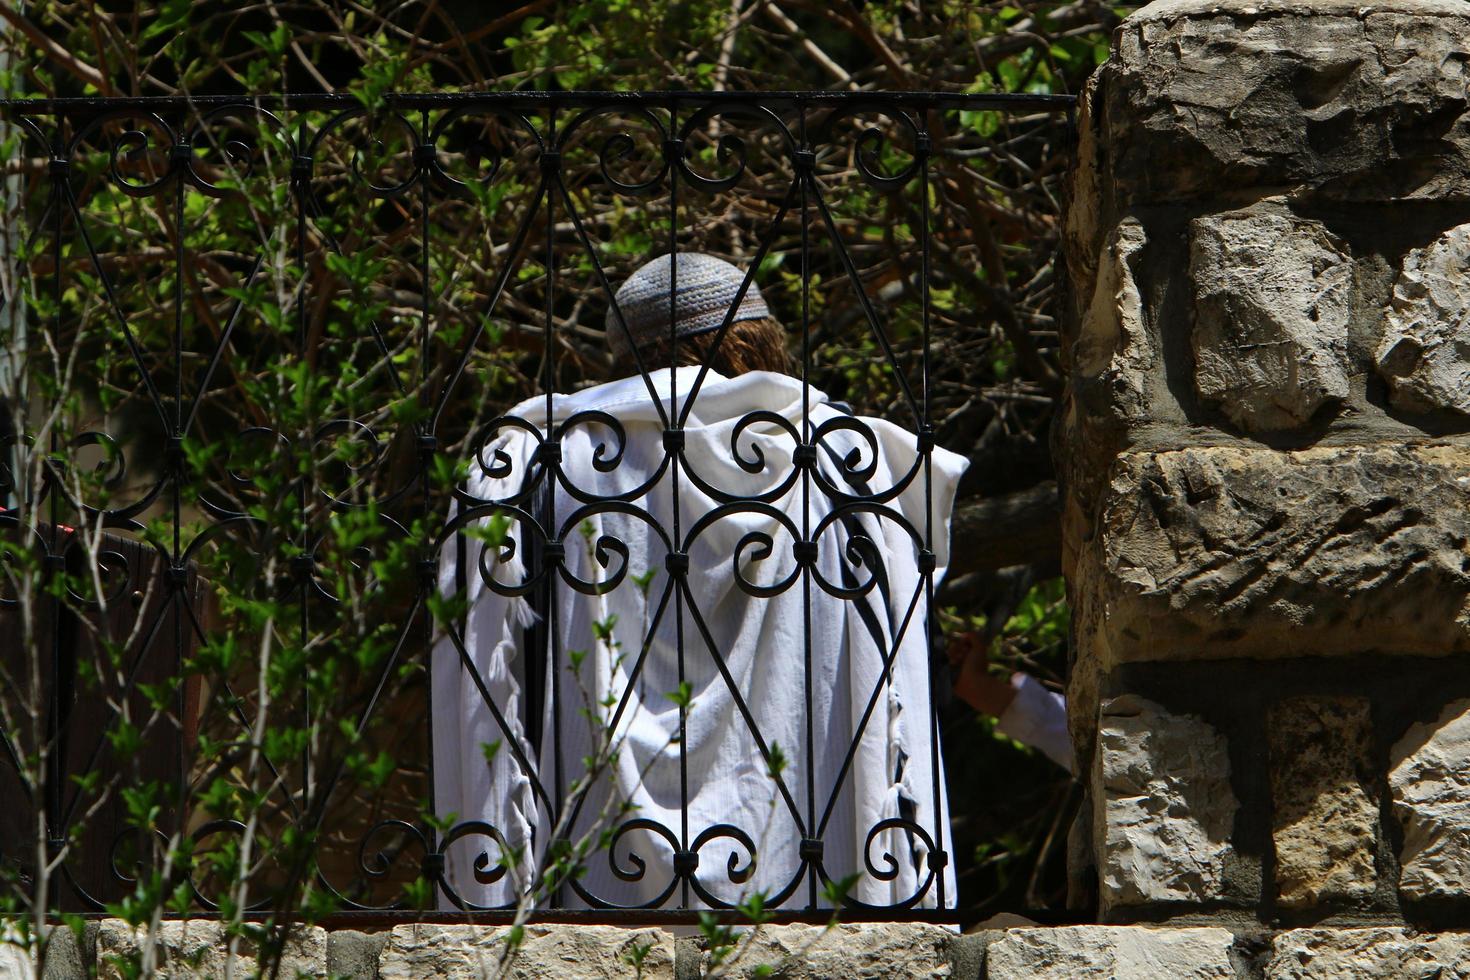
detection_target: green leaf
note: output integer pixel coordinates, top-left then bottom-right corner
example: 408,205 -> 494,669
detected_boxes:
142,0 -> 190,39
665,680 -> 693,710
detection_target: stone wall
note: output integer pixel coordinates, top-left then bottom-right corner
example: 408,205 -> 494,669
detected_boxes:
9,919 -> 1470,979
14,919 -> 1470,978
1060,0 -> 1470,951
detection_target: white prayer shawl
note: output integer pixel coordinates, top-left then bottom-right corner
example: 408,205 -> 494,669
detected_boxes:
432,367 -> 967,910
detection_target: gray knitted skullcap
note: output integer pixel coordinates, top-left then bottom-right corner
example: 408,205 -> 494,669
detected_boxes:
605,252 -> 770,361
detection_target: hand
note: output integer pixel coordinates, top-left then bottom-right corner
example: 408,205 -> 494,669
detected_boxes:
947,630 -> 1017,718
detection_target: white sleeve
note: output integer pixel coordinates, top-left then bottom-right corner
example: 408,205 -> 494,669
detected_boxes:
431,441 -> 542,908
995,672 -> 1074,774
853,414 -> 969,582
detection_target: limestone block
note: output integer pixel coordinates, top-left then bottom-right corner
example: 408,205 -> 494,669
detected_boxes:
1103,0 -> 1470,202
1390,698 -> 1470,901
1378,223 -> 1470,416
1075,218 -> 1153,425
39,925 -> 86,980
1138,0 -> 1469,13
1064,73 -> 1106,300
1094,695 -> 1235,916
1267,928 -> 1470,979
986,926 -> 1235,980
326,929 -> 388,979
95,919 -> 327,979
700,923 -> 952,979
378,924 -> 675,980
1190,205 -> 1352,432
1269,697 -> 1378,908
1078,444 -> 1470,672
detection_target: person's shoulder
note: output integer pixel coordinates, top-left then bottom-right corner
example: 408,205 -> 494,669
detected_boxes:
699,369 -> 819,413
502,371 -> 673,423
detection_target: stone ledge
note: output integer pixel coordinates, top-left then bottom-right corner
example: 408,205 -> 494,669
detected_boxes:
696,923 -> 955,979
986,926 -> 1236,979
18,921 -> 959,979
1129,0 -> 1470,22
94,919 -> 328,978
12,922 -> 1470,978
1267,928 -> 1470,979
378,923 -> 676,980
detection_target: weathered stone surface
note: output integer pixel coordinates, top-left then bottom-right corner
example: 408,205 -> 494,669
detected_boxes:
1075,218 -> 1153,425
1269,697 -> 1379,908
95,919 -> 327,979
1191,205 -> 1352,432
1061,0 -> 1470,937
1060,214 -> 1153,570
1064,71 -> 1107,306
378,924 -> 675,980
326,929 -> 388,980
1377,223 -> 1470,416
1078,444 -> 1470,672
1390,698 -> 1470,901
1103,1 -> 1470,202
1137,0 -> 1470,15
675,936 -> 700,980
40,925 -> 86,980
1094,695 -> 1235,916
700,923 -> 952,979
987,926 -> 1235,980
948,932 -> 992,980
1267,928 -> 1470,979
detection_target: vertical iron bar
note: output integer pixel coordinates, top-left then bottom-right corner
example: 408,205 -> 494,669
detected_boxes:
544,104 -> 564,908
43,135 -> 63,910
171,120 -> 187,879
667,102 -> 690,911
919,110 -> 945,909
417,108 -> 438,907
919,115 -> 931,425
798,102 -> 816,911
294,117 -> 308,353
172,137 -> 184,554
171,144 -> 186,863
276,108 -> 311,956
419,110 -> 432,381
296,114 -> 312,823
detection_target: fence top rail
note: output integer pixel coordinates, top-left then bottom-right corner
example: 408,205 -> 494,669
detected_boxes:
0,89 -> 1077,116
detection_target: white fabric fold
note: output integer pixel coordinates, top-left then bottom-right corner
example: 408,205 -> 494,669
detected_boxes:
431,367 -> 967,910
995,672 -> 1073,774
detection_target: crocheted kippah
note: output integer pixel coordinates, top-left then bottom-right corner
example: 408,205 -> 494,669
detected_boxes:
605,252 -> 770,361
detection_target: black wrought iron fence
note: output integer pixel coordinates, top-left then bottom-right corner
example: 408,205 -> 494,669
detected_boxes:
0,90 -> 1072,921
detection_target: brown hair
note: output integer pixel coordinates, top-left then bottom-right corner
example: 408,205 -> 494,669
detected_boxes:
614,315 -> 792,378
